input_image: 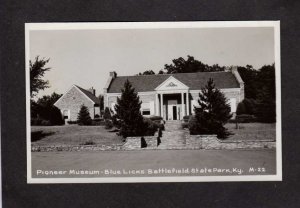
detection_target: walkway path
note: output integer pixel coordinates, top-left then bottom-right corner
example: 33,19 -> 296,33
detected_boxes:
157,120 -> 187,149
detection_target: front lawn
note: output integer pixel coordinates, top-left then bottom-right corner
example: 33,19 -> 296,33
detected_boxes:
225,123 -> 276,141
31,125 -> 124,146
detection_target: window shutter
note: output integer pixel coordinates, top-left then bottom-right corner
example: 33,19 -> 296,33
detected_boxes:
191,100 -> 198,114
149,101 -> 155,115
230,98 -> 237,112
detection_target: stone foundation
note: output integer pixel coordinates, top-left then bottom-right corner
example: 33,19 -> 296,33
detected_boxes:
32,134 -> 275,152
122,136 -> 159,150
188,135 -> 276,150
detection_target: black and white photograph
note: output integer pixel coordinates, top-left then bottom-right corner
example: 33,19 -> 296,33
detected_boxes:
26,21 -> 281,183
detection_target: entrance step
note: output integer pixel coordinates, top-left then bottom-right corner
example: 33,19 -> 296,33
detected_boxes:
158,120 -> 186,149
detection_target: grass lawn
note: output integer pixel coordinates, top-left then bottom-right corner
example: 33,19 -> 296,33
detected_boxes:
225,123 -> 276,141
31,122 -> 276,147
31,125 -> 124,146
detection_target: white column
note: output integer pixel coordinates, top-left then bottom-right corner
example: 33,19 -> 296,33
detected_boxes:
186,90 -> 190,115
181,92 -> 185,119
160,93 -> 164,119
155,93 -> 159,116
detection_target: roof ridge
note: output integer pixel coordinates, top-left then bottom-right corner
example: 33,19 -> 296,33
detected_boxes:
115,71 -> 229,78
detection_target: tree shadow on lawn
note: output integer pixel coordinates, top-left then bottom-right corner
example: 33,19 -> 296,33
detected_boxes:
31,131 -> 55,142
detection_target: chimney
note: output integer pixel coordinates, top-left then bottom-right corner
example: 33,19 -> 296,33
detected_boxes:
110,71 -> 117,79
88,87 -> 96,96
231,66 -> 238,73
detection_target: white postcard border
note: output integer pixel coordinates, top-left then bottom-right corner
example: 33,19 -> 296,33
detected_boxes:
25,21 -> 282,183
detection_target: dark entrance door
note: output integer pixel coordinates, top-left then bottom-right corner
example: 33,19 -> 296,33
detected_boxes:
172,106 -> 177,120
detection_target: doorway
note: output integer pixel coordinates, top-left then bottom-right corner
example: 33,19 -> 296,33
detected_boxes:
172,106 -> 177,120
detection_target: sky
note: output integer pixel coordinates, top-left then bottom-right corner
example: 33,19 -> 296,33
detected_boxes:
29,27 -> 275,97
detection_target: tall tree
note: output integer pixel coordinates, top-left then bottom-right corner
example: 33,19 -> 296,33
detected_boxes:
114,80 -> 145,138
189,78 -> 232,139
37,92 -> 62,107
98,94 -> 104,110
33,92 -> 64,125
161,55 -> 224,74
30,56 -> 51,97
255,64 -> 276,122
138,70 -> 155,75
237,65 -> 259,99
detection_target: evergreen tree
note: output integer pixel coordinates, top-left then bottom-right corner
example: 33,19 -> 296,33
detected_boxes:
30,56 -> 51,98
236,102 -> 246,115
189,78 -> 232,139
103,107 -> 112,120
114,80 -> 145,138
77,105 -> 92,125
256,87 -> 276,123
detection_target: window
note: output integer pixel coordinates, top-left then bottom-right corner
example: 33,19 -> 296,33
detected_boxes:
142,109 -> 151,115
63,110 -> 69,119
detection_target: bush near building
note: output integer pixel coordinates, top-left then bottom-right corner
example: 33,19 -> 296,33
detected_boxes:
189,78 -> 232,139
77,105 -> 92,125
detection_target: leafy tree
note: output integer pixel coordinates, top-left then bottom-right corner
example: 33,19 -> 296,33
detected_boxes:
37,92 -> 62,107
189,78 -> 232,139
30,56 -> 51,97
161,55 -> 225,74
77,105 -> 92,125
236,102 -> 246,115
33,92 -> 64,125
98,95 -> 104,111
242,98 -> 257,115
255,64 -> 276,122
256,87 -> 276,123
237,65 -> 259,99
114,80 -> 145,138
138,70 -> 155,75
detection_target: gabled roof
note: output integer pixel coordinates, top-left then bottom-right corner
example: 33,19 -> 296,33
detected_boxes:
74,85 -> 100,104
107,72 -> 240,93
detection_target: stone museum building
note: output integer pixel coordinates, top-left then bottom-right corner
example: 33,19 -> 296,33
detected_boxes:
54,85 -> 100,122
104,67 -> 244,120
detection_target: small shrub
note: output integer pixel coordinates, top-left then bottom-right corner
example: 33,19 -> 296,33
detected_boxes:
94,114 -> 100,119
141,137 -> 147,148
91,119 -> 105,126
188,116 -> 199,135
31,118 -> 42,126
80,140 -> 96,145
31,118 -> 52,126
149,116 -> 163,121
103,107 -> 112,120
181,122 -> 189,129
41,120 -> 51,126
183,115 -> 192,123
236,102 -> 246,115
77,105 -> 92,125
143,117 -> 159,136
105,119 -> 113,129
243,98 -> 257,115
236,114 -> 256,123
67,120 -> 78,124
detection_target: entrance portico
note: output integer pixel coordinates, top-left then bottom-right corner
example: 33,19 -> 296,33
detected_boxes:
155,76 -> 190,120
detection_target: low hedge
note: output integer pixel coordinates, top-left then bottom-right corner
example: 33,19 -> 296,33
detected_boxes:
31,118 -> 54,126
183,115 -> 192,123
229,114 -> 257,123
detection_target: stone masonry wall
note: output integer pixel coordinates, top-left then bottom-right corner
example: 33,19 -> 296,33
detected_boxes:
188,135 -> 276,150
55,86 -> 95,121
122,136 -> 158,150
